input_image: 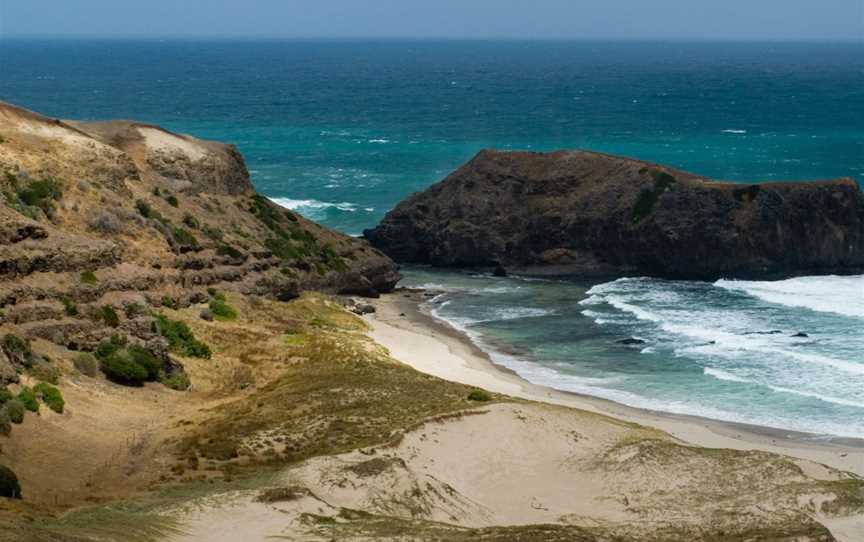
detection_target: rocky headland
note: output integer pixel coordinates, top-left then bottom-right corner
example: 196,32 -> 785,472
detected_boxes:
365,149 -> 864,279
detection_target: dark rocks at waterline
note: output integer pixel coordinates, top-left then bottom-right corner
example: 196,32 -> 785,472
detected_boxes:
744,330 -> 784,335
791,332 -> 809,338
617,338 -> 647,346
364,149 -> 864,280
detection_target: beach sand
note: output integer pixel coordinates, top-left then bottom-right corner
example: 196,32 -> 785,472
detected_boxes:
170,289 -> 864,541
366,289 -> 864,478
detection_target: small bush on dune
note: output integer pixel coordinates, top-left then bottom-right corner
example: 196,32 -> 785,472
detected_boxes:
467,389 -> 492,402
73,352 -> 99,377
4,400 -> 24,424
17,388 -> 38,413
0,387 -> 13,405
165,194 -> 179,207
34,382 -> 64,413
0,464 -> 21,499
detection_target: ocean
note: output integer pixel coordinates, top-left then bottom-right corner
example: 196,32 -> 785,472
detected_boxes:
1,39 -> 862,437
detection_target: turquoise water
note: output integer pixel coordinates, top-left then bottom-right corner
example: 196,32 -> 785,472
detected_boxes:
1,39 -> 862,436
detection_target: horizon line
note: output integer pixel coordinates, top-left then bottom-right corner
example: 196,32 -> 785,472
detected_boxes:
0,34 -> 861,44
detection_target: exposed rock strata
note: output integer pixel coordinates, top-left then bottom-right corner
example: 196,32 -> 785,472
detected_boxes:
365,149 -> 864,279
0,101 -> 399,384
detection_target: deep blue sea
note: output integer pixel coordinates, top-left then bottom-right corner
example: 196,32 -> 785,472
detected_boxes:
2,39 -> 862,437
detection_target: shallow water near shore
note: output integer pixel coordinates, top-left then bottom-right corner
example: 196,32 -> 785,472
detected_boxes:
400,267 -> 864,439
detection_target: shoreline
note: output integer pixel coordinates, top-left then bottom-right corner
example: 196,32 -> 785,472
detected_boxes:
366,288 -> 864,477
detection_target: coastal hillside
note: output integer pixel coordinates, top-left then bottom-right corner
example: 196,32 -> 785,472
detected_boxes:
0,101 -> 397,386
365,149 -> 864,279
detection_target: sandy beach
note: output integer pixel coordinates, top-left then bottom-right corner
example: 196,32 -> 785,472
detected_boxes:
366,289 -> 864,478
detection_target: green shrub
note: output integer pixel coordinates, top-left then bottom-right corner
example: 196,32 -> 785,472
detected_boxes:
467,389 -> 492,402
0,407 -> 10,436
0,465 -> 21,499
165,194 -> 179,207
61,296 -> 78,316
17,388 -> 39,412
100,351 -> 149,385
156,314 -> 211,359
127,344 -> 161,380
73,352 -> 99,377
161,295 -> 176,308
29,363 -> 60,385
5,400 -> 24,424
135,199 -> 153,218
160,371 -> 191,391
1,334 -> 31,359
209,296 -> 237,321
33,382 -> 64,414
80,270 -> 98,284
632,169 -> 677,223
202,226 -> 224,242
171,227 -> 198,247
94,336 -> 163,386
183,213 -> 200,229
95,334 -> 128,361
97,305 -> 120,327
0,388 -> 12,405
216,244 -> 243,259
16,178 -> 62,216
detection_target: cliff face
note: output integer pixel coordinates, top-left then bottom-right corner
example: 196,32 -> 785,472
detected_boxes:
0,101 -> 398,384
365,149 -> 864,279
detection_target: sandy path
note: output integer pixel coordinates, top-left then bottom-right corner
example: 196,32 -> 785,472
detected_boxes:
365,291 -> 864,477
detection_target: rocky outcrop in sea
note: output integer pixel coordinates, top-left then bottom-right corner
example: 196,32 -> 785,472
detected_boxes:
365,149 -> 864,279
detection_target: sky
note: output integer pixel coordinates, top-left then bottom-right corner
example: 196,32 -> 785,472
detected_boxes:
0,0 -> 862,41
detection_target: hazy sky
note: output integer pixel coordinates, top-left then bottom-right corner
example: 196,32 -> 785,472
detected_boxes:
0,0 -> 861,41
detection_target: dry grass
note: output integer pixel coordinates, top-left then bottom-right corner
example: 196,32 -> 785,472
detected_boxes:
175,294 -> 490,473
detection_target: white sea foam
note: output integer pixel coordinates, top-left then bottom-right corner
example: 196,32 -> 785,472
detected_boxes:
722,129 -> 748,134
714,275 -> 864,318
704,368 -> 864,408
270,197 -> 358,213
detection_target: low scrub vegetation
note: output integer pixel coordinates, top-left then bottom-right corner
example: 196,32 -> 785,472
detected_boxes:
80,270 -> 99,285
208,292 -> 238,321
95,335 -> 162,386
17,388 -> 39,412
633,168 -> 677,223
34,382 -> 64,413
156,314 -> 211,359
73,352 -> 100,377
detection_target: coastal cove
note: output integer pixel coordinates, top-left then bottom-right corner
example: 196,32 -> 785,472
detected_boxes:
364,286 -> 864,477
389,267 -> 864,441
1,36 -> 864,541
